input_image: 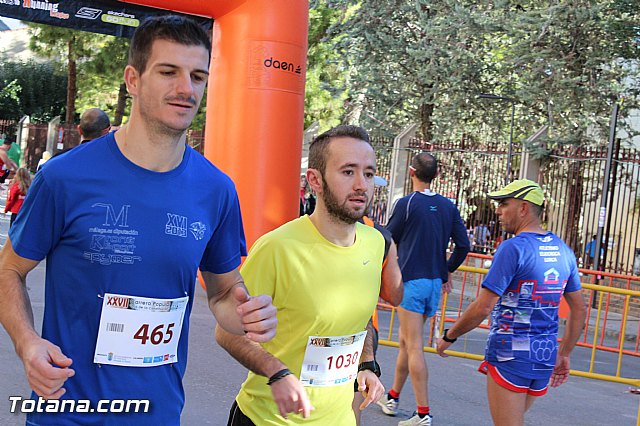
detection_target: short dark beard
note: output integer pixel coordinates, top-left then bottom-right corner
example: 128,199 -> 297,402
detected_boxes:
321,176 -> 370,224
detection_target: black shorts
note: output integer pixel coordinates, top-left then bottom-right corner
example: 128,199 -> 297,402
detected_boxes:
227,400 -> 255,426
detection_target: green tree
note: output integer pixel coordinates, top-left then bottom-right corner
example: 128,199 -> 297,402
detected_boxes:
328,0 -> 640,145
305,1 -> 350,132
0,80 -> 21,119
328,0 -> 492,139
0,60 -> 67,122
27,24 -> 112,124
78,36 -> 130,126
489,0 -> 640,147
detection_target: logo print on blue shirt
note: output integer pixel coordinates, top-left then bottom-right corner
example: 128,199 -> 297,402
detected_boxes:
543,268 -> 559,284
430,206 -> 437,212
92,203 -> 130,227
189,222 -> 206,240
166,213 -> 188,237
532,268 -> 563,305
531,337 -> 555,362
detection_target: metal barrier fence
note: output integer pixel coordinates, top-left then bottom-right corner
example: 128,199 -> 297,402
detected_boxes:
368,134 -> 527,251
369,135 -> 640,276
0,119 -> 17,138
376,253 -> 640,421
186,129 -> 205,155
370,136 -> 394,224
13,124 -> 206,173
379,255 -> 639,382
543,144 -> 640,277
407,136 -> 521,255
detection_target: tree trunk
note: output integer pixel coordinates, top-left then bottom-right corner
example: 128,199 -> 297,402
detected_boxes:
113,83 -> 128,127
419,102 -> 434,142
65,37 -> 76,124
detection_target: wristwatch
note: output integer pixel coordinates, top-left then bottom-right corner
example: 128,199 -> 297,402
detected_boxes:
358,360 -> 381,377
442,329 -> 458,343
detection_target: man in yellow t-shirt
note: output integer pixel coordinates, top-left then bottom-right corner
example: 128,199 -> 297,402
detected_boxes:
217,125 -> 386,425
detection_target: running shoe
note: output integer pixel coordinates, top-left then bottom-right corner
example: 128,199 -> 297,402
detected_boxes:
376,393 -> 398,416
398,412 -> 432,426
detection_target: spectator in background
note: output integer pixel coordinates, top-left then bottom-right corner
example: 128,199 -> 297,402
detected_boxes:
36,150 -> 51,172
299,174 -> 316,216
5,135 -> 21,168
78,108 -> 111,143
0,138 -> 18,184
53,108 -> 112,158
4,167 -> 31,227
473,222 -> 491,254
584,235 -> 604,269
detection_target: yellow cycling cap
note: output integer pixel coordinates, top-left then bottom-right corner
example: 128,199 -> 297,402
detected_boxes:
488,179 -> 544,206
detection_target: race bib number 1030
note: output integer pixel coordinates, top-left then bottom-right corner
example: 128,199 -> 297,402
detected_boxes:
299,331 -> 367,387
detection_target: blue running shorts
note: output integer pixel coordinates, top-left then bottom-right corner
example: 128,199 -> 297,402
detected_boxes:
399,278 -> 443,317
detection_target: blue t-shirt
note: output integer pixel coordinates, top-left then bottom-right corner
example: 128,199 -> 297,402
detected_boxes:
11,133 -> 246,425
386,191 -> 470,283
482,232 -> 581,379
585,239 -> 603,258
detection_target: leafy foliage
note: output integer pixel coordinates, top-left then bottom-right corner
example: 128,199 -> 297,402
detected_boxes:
27,24 -> 130,124
9,3 -> 639,147
304,1 -> 350,132
324,0 -> 640,147
0,60 -> 67,122
77,35 -> 130,126
0,79 -> 21,118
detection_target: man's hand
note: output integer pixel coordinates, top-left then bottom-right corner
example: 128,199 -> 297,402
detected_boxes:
436,338 -> 452,357
19,336 -> 75,399
233,286 -> 277,342
442,273 -> 453,294
549,355 -> 570,387
356,370 -> 385,410
270,374 -> 314,419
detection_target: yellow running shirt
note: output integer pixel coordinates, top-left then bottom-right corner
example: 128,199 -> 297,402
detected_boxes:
236,215 -> 384,425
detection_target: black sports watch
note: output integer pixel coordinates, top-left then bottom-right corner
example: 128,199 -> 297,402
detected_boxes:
358,360 -> 381,377
442,329 -> 458,343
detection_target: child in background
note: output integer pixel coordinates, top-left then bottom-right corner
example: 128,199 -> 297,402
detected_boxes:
5,168 -> 32,227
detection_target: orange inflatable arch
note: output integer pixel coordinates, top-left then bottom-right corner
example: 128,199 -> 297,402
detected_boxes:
122,0 -> 309,248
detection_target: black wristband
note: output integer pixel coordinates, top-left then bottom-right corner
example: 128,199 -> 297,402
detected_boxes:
267,368 -> 292,386
358,360 -> 381,377
442,329 -> 457,343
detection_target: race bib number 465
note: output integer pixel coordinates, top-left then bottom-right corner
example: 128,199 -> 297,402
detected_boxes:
299,331 -> 367,387
94,293 -> 188,367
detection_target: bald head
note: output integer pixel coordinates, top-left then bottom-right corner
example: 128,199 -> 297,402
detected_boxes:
79,108 -> 111,141
410,152 -> 438,183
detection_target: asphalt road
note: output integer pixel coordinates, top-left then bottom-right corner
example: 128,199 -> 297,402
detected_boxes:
0,191 -> 637,425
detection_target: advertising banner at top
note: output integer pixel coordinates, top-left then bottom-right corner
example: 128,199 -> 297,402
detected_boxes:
0,0 -> 212,38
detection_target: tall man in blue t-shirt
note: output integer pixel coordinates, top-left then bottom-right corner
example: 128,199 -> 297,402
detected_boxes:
377,153 -> 470,426
0,15 -> 277,425
436,179 -> 587,426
